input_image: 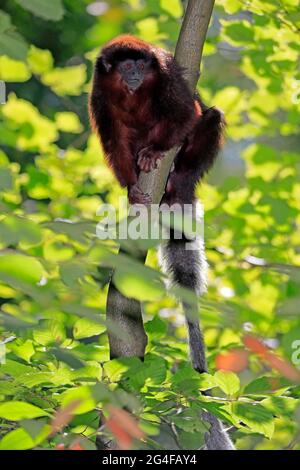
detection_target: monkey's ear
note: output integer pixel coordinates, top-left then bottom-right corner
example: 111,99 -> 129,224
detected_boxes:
96,56 -> 112,73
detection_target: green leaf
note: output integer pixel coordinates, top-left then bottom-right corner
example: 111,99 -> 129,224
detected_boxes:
27,45 -> 53,74
0,425 -> 50,450
0,216 -> 42,247
60,386 -> 96,414
0,401 -> 49,420
195,400 -> 235,425
0,167 -> 13,191
0,428 -> 35,450
0,359 -> 35,377
0,11 -> 11,33
71,362 -> 102,381
113,266 -> 164,302
127,355 -> 167,390
171,364 -> 205,394
17,371 -> 66,388
178,430 -> 205,450
232,403 -> 274,439
136,18 -> 163,43
219,0 -> 241,14
61,303 -> 105,322
55,112 -> 83,133
160,0 -> 183,18
9,339 -> 35,362
49,347 -> 85,369
15,0 -> 65,21
44,221 -> 96,243
59,261 -> 87,288
244,376 -> 290,395
0,56 -> 31,82
73,317 -> 106,339
222,20 -> 255,45
21,418 -> 49,440
0,381 -> 15,395
172,409 -> 207,433
0,253 -> 44,284
0,150 -> 9,165
33,320 -> 66,346
103,358 -> 131,382
262,397 -> 297,417
2,94 -> 58,151
145,316 -> 168,339
0,31 -> 28,61
41,65 -> 86,96
214,370 -> 240,395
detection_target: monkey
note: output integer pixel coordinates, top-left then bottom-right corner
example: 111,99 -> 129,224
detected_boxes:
89,35 -> 234,450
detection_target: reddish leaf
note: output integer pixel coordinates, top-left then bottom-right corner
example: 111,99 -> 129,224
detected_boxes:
50,399 -> 82,436
264,351 -> 300,383
106,417 -> 133,450
243,334 -> 269,355
243,334 -> 300,383
105,405 -> 145,450
69,442 -> 84,451
107,405 -> 144,439
55,443 -> 65,450
216,349 -> 249,372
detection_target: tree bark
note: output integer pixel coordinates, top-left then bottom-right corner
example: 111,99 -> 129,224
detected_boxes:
105,0 -> 216,359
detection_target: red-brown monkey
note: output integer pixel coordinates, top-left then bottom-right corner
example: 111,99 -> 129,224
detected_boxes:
89,35 -> 234,450
89,35 -> 224,205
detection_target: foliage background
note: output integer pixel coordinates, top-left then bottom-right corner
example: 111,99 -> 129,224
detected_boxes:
0,0 -> 300,450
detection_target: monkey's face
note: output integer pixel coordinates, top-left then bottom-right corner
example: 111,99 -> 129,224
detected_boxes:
117,58 -> 152,93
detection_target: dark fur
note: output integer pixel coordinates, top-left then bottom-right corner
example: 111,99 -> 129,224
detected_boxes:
89,35 -> 233,450
89,35 -> 224,198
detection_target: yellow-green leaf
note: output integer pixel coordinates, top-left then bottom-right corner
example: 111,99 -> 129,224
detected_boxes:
0,56 -> 31,82
41,65 -> 87,96
214,370 -> 240,395
27,45 -> 53,74
160,0 -> 183,18
0,401 -> 49,420
0,253 -> 44,284
55,112 -> 83,133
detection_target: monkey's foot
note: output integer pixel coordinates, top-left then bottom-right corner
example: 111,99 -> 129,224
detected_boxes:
137,147 -> 164,173
128,183 -> 152,205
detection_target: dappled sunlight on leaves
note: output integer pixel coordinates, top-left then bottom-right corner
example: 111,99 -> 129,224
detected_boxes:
0,0 -> 299,451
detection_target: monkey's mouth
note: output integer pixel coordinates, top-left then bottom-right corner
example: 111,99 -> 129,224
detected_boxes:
126,79 -> 141,92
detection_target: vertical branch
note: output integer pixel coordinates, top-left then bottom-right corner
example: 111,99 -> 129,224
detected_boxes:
175,0 -> 215,90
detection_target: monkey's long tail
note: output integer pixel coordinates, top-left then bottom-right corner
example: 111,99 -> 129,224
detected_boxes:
159,217 -> 235,450
159,232 -> 208,373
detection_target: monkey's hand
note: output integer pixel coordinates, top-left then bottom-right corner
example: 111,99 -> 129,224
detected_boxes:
202,106 -> 225,127
137,146 -> 164,173
128,183 -> 152,205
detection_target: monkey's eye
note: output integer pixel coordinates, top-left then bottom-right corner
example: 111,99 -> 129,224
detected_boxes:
125,63 -> 132,70
137,61 -> 145,70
